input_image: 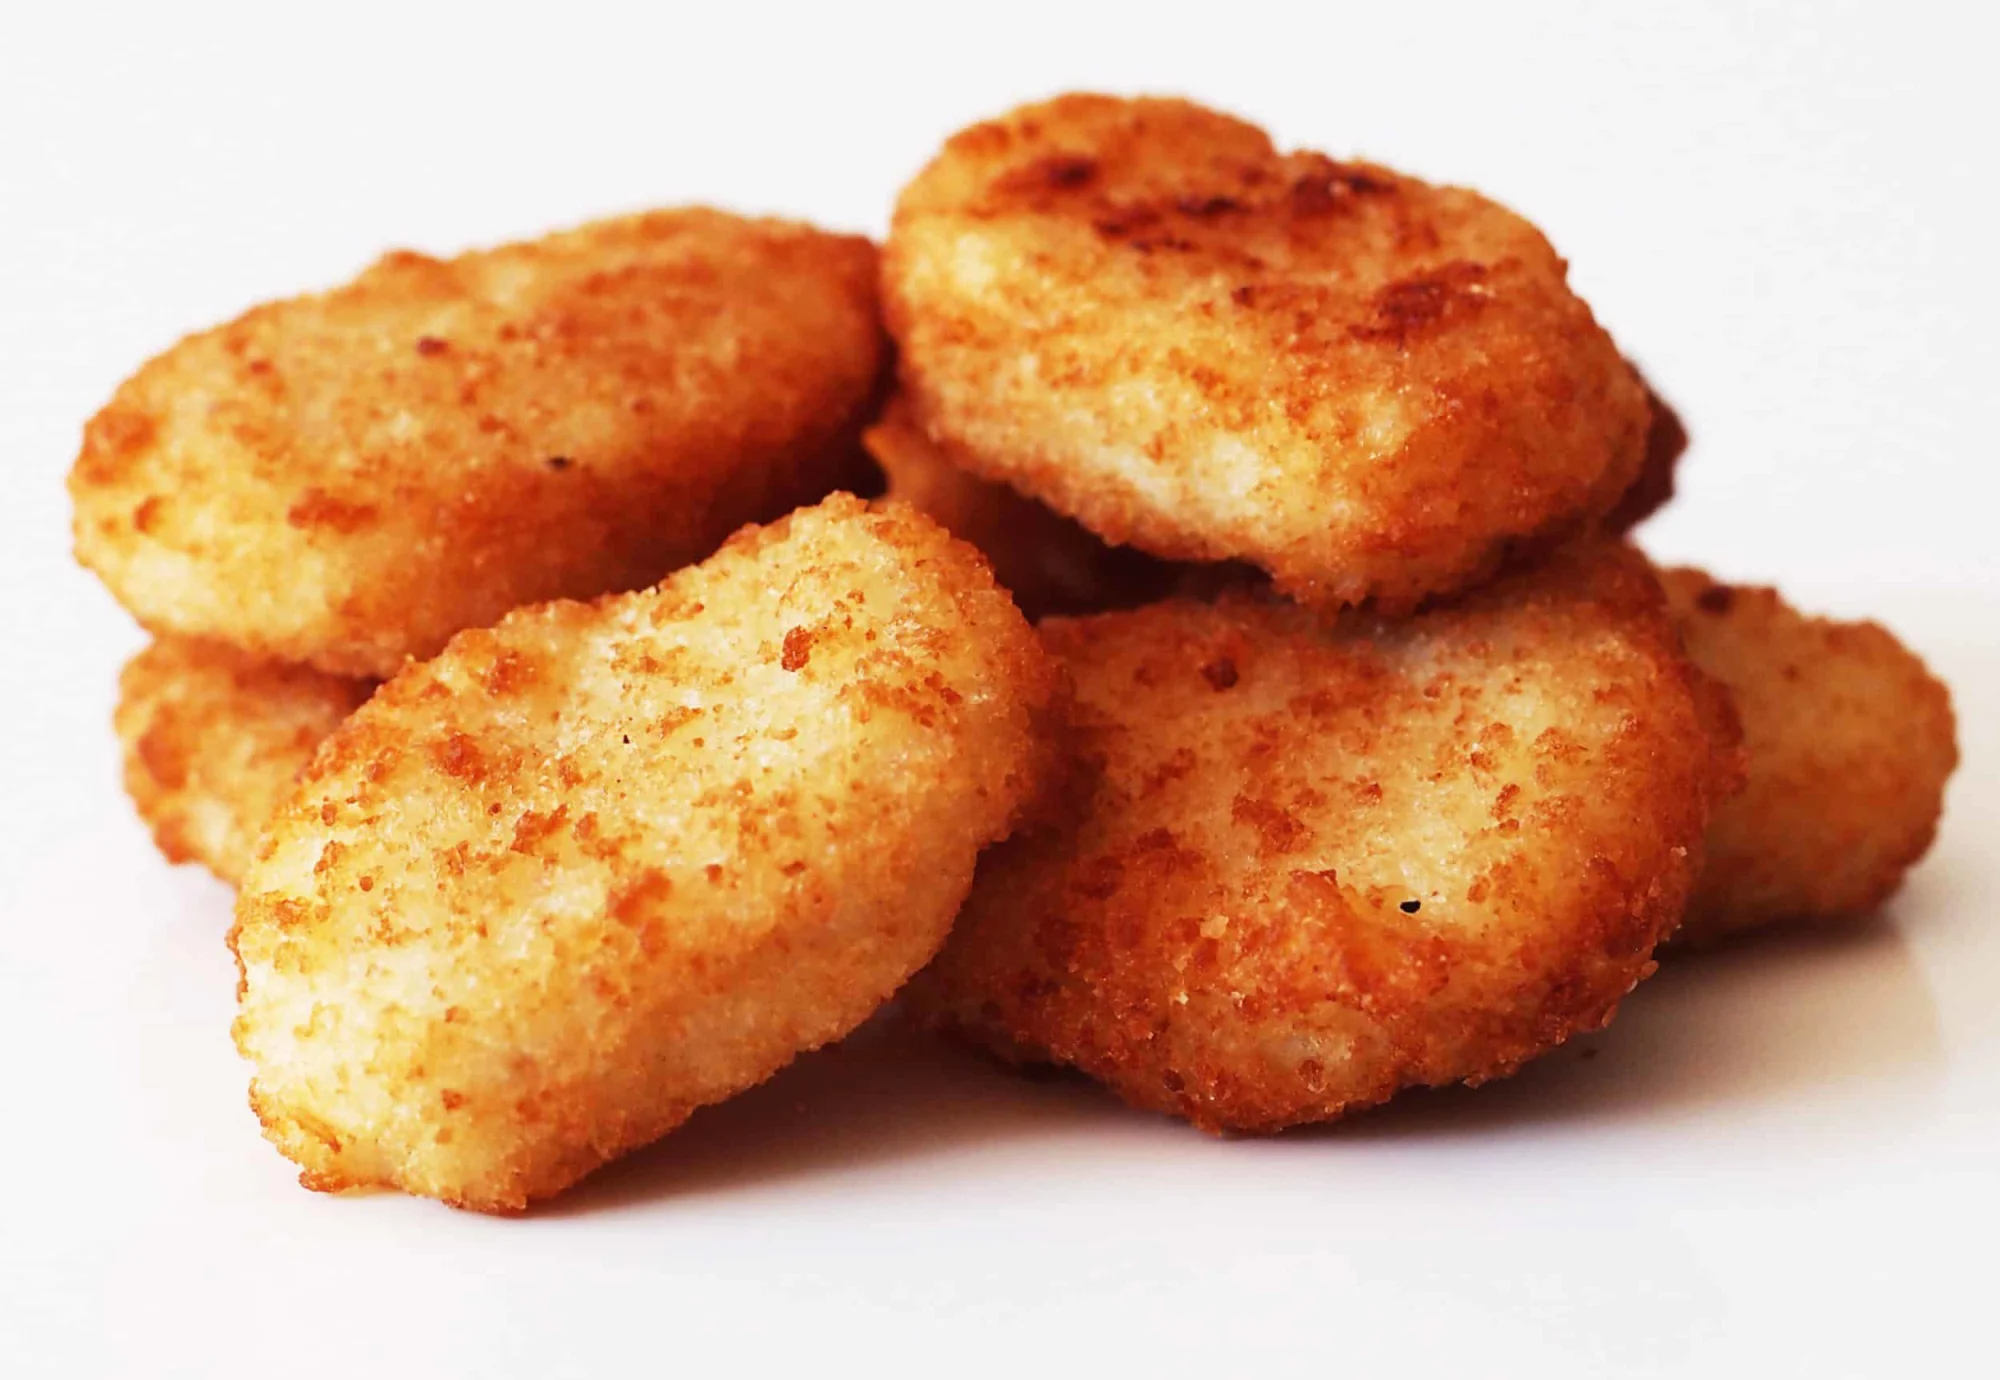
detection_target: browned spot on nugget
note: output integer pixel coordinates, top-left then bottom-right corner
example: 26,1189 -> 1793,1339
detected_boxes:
1348,261 -> 1490,345
509,806 -> 569,855
286,489 -> 379,534
430,731 -> 485,784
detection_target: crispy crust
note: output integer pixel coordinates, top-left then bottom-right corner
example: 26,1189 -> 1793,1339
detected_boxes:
115,637 -> 373,885
864,392 -> 1184,617
73,209 -> 888,677
229,495 -> 1064,1211
905,541 -> 1739,1131
1662,568 -> 1958,944
883,94 -> 1649,612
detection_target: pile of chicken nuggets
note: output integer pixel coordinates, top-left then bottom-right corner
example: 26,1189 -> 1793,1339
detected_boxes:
72,95 -> 1959,1212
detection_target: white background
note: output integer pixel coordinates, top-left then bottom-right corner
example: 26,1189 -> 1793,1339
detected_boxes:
3,3 -> 1995,1375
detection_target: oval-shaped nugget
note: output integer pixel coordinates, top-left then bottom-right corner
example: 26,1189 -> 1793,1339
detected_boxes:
864,392 -> 1182,617
74,209 -> 886,677
1662,568 -> 1958,945
906,542 -> 1740,1132
116,637 -> 373,885
230,495 -> 1062,1211
884,94 -> 1649,612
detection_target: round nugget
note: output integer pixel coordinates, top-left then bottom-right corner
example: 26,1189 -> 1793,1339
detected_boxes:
884,94 -> 1649,612
73,209 -> 887,677
116,637 -> 373,885
1662,569 -> 1958,945
905,541 -> 1740,1132
864,392 -> 1181,617
230,495 -> 1062,1211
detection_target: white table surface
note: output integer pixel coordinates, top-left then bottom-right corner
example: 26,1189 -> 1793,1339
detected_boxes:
3,3 -> 1994,1375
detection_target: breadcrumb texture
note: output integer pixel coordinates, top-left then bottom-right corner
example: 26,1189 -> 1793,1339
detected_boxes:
883,94 -> 1649,612
116,637 -> 373,885
865,391 -> 1181,617
230,496 -> 1063,1212
1663,568 -> 1957,944
73,209 -> 887,677
906,542 -> 1740,1131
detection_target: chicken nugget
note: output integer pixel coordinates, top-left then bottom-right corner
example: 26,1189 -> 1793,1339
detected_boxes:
230,495 -> 1062,1211
905,541 -> 1740,1132
73,209 -> 887,677
863,392 -> 1182,617
884,94 -> 1648,613
116,637 -> 373,885
1661,568 -> 1957,944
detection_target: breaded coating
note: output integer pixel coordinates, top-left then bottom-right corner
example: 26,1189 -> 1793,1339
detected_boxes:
883,94 -> 1649,612
230,496 -> 1062,1212
864,392 -> 1181,617
73,209 -> 887,677
905,542 -> 1740,1132
1662,569 -> 1958,944
115,637 -> 372,885
1602,377 -> 1688,534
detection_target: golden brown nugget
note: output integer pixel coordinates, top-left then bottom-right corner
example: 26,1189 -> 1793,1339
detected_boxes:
906,542 -> 1740,1132
73,209 -> 887,677
116,637 -> 373,885
230,496 -> 1062,1212
863,392 -> 1182,617
1662,569 -> 1957,944
884,94 -> 1648,613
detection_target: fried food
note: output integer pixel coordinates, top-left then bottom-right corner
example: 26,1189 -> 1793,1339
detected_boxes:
883,94 -> 1649,613
73,209 -> 887,678
905,541 -> 1741,1132
116,637 -> 373,885
863,392 -> 1182,617
1603,377 -> 1688,534
230,495 -> 1063,1211
1662,568 -> 1957,944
